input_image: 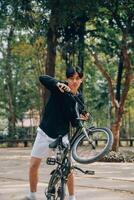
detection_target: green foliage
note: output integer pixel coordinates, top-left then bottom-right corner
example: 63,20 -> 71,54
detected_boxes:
0,0 -> 35,28
83,56 -> 111,127
0,0 -> 133,141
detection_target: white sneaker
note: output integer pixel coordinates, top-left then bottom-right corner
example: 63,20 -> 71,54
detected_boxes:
69,196 -> 76,200
21,196 -> 36,200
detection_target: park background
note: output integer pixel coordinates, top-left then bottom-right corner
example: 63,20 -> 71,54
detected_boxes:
0,2 -> 134,200
0,0 -> 134,153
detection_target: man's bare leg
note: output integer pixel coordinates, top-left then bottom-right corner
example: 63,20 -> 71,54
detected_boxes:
67,172 -> 76,200
22,157 -> 41,200
29,157 -> 41,192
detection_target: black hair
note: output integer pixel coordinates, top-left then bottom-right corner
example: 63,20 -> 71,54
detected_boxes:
66,67 -> 83,78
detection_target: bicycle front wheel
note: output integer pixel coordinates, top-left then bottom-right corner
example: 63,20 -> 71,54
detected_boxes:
46,170 -> 66,200
72,127 -> 113,164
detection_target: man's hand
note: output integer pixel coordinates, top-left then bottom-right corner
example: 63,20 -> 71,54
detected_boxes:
57,82 -> 71,93
79,113 -> 89,121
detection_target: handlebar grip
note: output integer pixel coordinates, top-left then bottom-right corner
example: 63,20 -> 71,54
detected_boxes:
85,170 -> 95,175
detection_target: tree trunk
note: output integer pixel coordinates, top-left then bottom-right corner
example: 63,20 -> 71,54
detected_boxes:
78,21 -> 85,72
78,21 -> 85,93
92,41 -> 132,151
45,27 -> 57,77
5,25 -> 16,139
43,25 -> 57,105
111,107 -> 122,151
116,51 -> 123,102
112,123 -> 120,151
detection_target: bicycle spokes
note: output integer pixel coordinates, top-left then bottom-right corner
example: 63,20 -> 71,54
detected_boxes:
72,128 -> 113,164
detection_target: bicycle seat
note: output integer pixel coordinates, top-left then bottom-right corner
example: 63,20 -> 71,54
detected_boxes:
49,135 -> 63,149
49,139 -> 59,149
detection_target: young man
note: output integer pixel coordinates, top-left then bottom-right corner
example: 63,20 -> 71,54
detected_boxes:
22,67 -> 88,200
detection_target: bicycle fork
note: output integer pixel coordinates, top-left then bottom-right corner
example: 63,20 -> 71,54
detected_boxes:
82,127 -> 96,149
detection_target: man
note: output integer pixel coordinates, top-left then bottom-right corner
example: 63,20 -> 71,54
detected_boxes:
22,67 -> 88,200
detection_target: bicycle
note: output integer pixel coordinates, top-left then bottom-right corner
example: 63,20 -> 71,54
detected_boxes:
45,93 -> 113,200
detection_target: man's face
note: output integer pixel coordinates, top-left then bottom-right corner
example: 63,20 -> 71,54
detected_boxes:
67,72 -> 83,93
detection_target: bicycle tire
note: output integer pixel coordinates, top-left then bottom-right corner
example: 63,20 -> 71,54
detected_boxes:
47,169 -> 66,200
72,127 -> 113,164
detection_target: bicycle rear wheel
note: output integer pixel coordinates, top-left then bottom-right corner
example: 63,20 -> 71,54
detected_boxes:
72,127 -> 113,164
46,169 -> 66,200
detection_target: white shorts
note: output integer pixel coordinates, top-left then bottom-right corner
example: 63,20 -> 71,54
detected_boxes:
31,127 -> 69,159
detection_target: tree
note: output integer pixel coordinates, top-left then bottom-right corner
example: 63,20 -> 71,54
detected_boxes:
86,0 -> 134,151
0,0 -> 38,137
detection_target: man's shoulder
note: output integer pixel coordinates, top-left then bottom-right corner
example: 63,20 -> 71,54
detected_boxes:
76,92 -> 83,99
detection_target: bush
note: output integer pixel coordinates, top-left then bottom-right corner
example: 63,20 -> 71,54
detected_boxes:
100,150 -> 134,162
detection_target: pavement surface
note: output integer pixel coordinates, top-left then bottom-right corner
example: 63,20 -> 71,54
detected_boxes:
0,147 -> 134,200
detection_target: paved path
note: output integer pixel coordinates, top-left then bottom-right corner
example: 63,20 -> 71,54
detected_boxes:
0,148 -> 134,200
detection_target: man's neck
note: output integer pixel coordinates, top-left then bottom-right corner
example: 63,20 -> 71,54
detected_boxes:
71,90 -> 78,95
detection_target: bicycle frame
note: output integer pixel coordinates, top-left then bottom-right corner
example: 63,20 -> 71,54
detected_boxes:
45,91 -> 114,199
46,122 -> 95,174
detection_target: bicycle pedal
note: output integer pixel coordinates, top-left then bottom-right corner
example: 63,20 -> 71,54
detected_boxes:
46,157 -> 56,165
85,170 -> 95,175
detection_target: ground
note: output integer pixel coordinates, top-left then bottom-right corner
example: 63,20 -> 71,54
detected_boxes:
0,147 -> 134,200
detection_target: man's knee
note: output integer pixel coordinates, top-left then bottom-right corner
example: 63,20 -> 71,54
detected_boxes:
29,157 -> 41,172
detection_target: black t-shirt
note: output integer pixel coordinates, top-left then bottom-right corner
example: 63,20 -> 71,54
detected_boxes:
39,75 -> 84,139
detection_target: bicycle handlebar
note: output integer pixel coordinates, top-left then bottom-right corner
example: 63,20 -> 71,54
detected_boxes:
72,165 -> 95,175
65,91 -> 93,122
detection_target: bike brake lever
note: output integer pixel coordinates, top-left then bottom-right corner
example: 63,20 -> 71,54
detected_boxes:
72,166 -> 95,175
85,170 -> 95,175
